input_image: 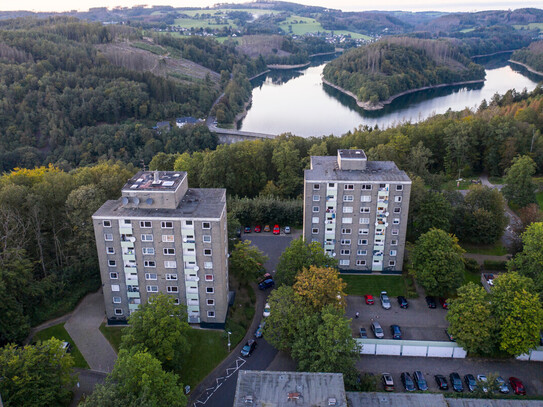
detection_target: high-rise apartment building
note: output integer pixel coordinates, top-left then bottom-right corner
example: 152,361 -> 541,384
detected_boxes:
92,171 -> 228,327
303,150 -> 411,273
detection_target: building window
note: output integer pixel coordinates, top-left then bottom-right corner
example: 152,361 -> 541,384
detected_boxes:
313,195 -> 320,201
344,184 -> 354,190
160,221 -> 173,229
393,218 -> 400,225
389,260 -> 396,267
361,184 -> 372,190
141,234 -> 153,242
391,229 -> 399,236
162,235 -> 174,242
104,233 -> 113,241
358,239 -> 368,245
202,222 -> 211,229
393,207 -> 401,214
312,217 -> 319,224
339,259 -> 350,266
359,218 -> 370,224
359,229 -> 369,235
145,273 -> 157,280
380,183 -> 386,189
313,184 -> 320,190
341,228 -> 351,235
356,260 -> 366,266
203,235 -> 211,243
360,207 -> 370,213
361,195 -> 371,202
342,217 -> 352,224
146,285 -> 158,293
340,249 -> 350,255
342,206 -> 353,213
312,206 -> 320,213
108,260 -> 116,267
204,262 -> 213,269
113,296 -> 121,304
390,250 -> 397,256
203,249 -> 212,256
328,183 -> 335,188
140,221 -> 152,228
206,287 -> 214,294
111,284 -> 120,292
173,298 -> 180,305
207,311 -> 215,318
395,196 -> 402,203
391,240 -> 398,246
343,195 -> 354,202
163,248 -> 175,255
109,272 -> 118,279
114,308 -> 123,316
103,220 -> 112,227
142,247 -> 155,255
144,260 -> 156,268
185,220 -> 193,226
166,274 -> 178,280
205,274 -> 213,282
207,299 -> 215,306
167,286 -> 179,293
357,250 -> 367,256
312,228 -> 319,234
340,239 -> 351,245
164,261 -> 177,268
396,185 -> 403,191
106,247 -> 115,254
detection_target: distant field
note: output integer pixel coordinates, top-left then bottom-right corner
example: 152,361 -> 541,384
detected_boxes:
173,17 -> 237,29
279,15 -> 370,39
180,8 -> 280,17
460,28 -> 475,33
513,23 -> 543,31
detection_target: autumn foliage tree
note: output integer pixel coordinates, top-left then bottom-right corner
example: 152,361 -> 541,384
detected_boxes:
293,266 -> 347,312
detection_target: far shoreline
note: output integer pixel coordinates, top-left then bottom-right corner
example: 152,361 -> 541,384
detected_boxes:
321,77 -> 486,111
508,59 -> 543,78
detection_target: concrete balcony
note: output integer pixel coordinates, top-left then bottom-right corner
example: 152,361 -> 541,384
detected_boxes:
119,227 -> 133,235
121,241 -> 134,249
127,291 -> 140,298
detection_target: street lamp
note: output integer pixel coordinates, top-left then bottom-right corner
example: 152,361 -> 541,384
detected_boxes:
227,331 -> 232,353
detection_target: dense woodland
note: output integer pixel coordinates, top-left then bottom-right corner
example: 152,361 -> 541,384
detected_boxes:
512,40 -> 543,72
323,37 -> 485,105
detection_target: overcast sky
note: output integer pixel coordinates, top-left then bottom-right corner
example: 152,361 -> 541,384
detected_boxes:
1,0 -> 541,13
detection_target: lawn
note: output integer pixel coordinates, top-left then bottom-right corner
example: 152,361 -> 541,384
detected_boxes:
537,191 -> 543,210
441,178 -> 481,190
462,242 -> 508,256
183,329 -> 229,387
33,323 -> 89,369
488,176 -> 504,185
173,17 -> 237,29
463,269 -> 481,286
99,322 -> 124,353
341,274 -> 409,297
513,23 -> 543,31
278,16 -> 370,40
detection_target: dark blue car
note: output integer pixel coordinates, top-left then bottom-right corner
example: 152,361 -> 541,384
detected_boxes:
258,278 -> 275,290
391,324 -> 402,340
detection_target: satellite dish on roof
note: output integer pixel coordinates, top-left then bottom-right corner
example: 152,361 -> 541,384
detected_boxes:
146,198 -> 153,205
122,197 -> 129,205
133,197 -> 140,205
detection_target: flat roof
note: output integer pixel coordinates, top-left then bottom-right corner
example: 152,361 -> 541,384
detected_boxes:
447,399 -> 543,407
93,188 -> 225,219
234,370 -> 347,407
306,156 -> 411,183
122,171 -> 187,192
338,149 -> 367,160
347,392 -> 448,407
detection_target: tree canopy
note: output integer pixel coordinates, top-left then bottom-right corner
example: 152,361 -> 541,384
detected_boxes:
229,240 -> 268,284
293,266 -> 347,312
510,222 -> 543,296
502,155 -> 537,208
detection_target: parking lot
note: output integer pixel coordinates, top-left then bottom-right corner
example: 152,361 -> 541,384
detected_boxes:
347,293 -> 451,341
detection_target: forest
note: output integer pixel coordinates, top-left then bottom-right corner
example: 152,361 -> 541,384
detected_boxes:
512,40 -> 543,72
323,37 -> 486,106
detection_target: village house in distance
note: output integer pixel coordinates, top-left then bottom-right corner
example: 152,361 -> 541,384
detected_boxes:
92,170 -> 228,327
303,149 -> 411,273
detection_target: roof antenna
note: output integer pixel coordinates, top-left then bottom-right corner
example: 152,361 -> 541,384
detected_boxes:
153,170 -> 160,184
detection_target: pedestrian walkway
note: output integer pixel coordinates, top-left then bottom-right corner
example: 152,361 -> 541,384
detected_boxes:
64,289 -> 117,373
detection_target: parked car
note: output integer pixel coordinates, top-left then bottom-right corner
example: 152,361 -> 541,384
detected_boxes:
365,294 -> 374,305
450,373 -> 463,392
254,225 -> 262,233
359,327 -> 368,339
435,375 -> 448,390
240,339 -> 257,357
380,291 -> 391,309
263,303 -> 271,317
390,325 -> 402,340
273,224 -> 280,234
439,297 -> 449,309
484,273 -> 495,286
413,371 -> 428,391
397,296 -> 408,308
61,341 -> 72,353
509,377 -> 526,395
263,225 -> 271,232
371,321 -> 384,339
401,372 -> 415,392
258,278 -> 275,290
464,374 -> 477,392
254,322 -> 265,338
382,373 -> 395,391
445,328 -> 455,342
495,376 -> 510,394
244,226 -> 251,233
425,296 -> 437,308
477,374 -> 488,393
259,273 -> 272,282
284,226 -> 291,234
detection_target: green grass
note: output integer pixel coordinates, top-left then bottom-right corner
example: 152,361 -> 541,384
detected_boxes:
99,322 -> 124,353
462,242 -> 508,256
33,323 -> 89,369
488,176 -> 504,185
341,274 -> 408,297
460,28 -> 475,33
173,17 -> 237,29
180,8 -> 279,18
441,178 -> 481,190
513,23 -> 543,31
537,191 -> 543,210
463,269 -> 481,286
183,329 -> 229,387
278,15 -> 370,39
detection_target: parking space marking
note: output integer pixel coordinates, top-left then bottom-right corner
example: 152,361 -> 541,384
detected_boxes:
193,357 -> 246,406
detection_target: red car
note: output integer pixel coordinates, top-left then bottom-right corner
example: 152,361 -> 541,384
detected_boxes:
273,224 -> 280,234
365,294 -> 374,305
439,298 -> 449,309
254,225 -> 262,233
509,377 -> 526,395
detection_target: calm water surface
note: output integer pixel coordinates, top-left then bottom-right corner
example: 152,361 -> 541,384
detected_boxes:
239,55 -> 541,137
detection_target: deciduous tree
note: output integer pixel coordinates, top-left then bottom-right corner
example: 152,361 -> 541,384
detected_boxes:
502,155 -> 537,207
293,266 -> 347,312
510,222 -> 543,294
229,240 -> 268,284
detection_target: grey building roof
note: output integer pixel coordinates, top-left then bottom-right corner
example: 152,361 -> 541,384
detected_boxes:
306,156 -> 411,183
234,370 -> 347,407
176,116 -> 202,124
338,149 -> 367,160
122,171 -> 187,192
93,188 -> 226,219
347,392 -> 448,407
447,399 -> 543,407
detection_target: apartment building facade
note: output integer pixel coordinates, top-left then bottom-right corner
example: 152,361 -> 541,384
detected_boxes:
303,150 -> 411,273
92,171 -> 228,327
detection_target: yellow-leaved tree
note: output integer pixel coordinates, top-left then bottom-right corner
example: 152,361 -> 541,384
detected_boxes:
293,266 -> 347,312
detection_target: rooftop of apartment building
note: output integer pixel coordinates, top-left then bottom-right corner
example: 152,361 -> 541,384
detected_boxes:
233,370 -> 347,407
122,171 -> 187,192
306,149 -> 411,183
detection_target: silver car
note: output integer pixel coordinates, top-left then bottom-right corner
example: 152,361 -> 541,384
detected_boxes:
380,291 -> 391,309
371,321 -> 385,339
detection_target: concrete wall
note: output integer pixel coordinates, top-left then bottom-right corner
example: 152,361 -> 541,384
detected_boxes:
516,347 -> 543,361
356,339 -> 467,359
